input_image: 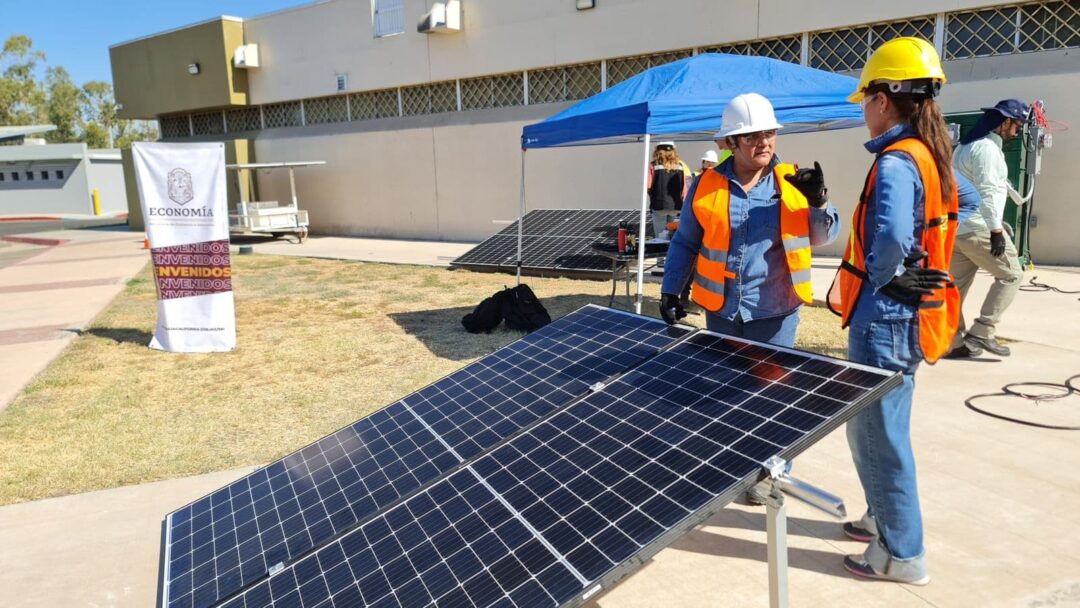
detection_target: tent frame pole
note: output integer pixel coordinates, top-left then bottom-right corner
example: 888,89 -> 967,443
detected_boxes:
517,147 -> 526,286
635,134 -> 651,314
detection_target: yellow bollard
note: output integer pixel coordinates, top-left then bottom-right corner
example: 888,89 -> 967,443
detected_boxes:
92,188 -> 101,216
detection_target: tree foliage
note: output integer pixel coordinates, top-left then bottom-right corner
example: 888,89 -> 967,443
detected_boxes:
0,35 -> 157,148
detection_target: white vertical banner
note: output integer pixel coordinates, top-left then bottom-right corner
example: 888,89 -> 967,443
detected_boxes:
132,142 -> 236,352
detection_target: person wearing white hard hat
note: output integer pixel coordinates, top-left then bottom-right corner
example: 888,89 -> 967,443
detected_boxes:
698,149 -> 719,174
658,92 -> 839,503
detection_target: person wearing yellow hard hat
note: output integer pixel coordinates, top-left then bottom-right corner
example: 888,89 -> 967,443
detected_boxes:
828,37 -> 981,585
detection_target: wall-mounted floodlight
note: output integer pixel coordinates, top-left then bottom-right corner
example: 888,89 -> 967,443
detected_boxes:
576,0 -> 595,9
188,63 -> 201,75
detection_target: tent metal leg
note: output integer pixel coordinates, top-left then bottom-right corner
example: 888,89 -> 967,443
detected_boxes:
636,134 -> 651,314
517,147 -> 526,286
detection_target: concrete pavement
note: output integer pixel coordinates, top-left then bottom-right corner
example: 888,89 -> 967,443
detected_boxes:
1,231 -> 1079,607
0,227 -> 149,411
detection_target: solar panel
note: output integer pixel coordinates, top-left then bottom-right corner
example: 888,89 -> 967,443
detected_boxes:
160,306 -> 688,608
212,329 -> 900,608
451,209 -> 654,274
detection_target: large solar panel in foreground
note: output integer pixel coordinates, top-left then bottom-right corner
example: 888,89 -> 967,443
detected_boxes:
161,306 -> 688,608
210,328 -> 900,608
450,209 -> 654,274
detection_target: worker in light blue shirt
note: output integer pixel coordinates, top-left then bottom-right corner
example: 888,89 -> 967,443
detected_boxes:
944,99 -> 1029,359
659,95 -> 840,347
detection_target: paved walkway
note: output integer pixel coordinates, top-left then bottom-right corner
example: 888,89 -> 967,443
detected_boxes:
0,227 -> 149,411
2,229 -> 1079,607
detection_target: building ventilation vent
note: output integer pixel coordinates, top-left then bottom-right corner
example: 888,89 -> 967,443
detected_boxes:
418,0 -> 461,34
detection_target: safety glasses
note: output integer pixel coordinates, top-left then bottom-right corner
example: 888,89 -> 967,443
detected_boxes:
737,130 -> 777,144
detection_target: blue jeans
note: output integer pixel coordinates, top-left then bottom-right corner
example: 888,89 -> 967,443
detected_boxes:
846,319 -> 927,577
705,308 -> 799,348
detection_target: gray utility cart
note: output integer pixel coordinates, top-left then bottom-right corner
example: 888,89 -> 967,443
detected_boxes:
226,161 -> 325,242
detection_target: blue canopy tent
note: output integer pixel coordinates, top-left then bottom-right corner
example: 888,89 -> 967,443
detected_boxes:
516,53 -> 865,313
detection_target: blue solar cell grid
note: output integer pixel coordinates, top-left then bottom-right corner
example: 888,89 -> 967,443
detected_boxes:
161,306 -> 687,608
211,330 -> 898,608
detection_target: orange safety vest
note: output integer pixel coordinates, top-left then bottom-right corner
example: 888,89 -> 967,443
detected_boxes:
690,164 -> 813,312
827,137 -> 960,364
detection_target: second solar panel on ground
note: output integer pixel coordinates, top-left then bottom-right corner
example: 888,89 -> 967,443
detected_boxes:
160,306 -> 688,608
450,209 -> 654,274
218,327 -> 900,608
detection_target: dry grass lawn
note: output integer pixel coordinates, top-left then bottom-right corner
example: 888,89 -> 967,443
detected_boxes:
0,255 -> 847,505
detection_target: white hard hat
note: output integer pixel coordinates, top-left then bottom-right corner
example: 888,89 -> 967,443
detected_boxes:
701,150 -> 719,163
656,140 -> 676,149
714,93 -> 784,138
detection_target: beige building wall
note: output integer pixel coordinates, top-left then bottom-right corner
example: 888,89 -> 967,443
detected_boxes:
241,0 -> 1025,102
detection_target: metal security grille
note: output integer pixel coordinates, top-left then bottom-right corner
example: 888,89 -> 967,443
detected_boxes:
190,111 -> 224,136
373,0 -> 405,37
224,107 -> 261,133
810,16 -> 933,72
606,49 -> 692,87
401,81 -> 458,116
304,95 -> 350,124
870,17 -> 935,48
701,35 -> 802,63
946,5 -> 1020,58
349,89 -> 400,120
262,101 -> 303,129
1019,0 -> 1080,51
159,115 -> 190,139
527,62 -> 601,104
810,25 -> 871,72
460,73 -> 524,110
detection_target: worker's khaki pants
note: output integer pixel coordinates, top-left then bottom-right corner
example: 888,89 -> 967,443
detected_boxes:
949,227 -> 1023,347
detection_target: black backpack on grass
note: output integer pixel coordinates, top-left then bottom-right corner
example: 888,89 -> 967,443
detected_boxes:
461,290 -> 508,334
501,284 -> 551,332
461,284 -> 551,334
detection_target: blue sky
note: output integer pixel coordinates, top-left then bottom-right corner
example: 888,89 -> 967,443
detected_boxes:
2,0 -> 309,86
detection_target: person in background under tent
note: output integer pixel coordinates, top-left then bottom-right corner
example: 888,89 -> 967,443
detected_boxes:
830,36 -> 981,585
646,141 -> 692,268
658,92 -> 840,503
943,98 -> 1030,359
698,149 -> 719,175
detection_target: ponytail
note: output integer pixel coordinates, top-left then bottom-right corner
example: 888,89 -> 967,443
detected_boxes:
884,91 -> 954,200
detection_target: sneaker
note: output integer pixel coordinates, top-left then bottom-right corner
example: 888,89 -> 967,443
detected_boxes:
843,555 -> 930,586
842,521 -> 876,543
942,343 -> 983,359
965,334 -> 1010,357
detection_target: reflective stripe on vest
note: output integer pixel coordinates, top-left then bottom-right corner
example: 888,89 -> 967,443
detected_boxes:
689,164 -> 814,313
827,137 -> 960,364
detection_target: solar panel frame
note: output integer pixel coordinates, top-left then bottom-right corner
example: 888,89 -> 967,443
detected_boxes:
158,305 -> 690,608
451,209 -> 654,274
206,327 -> 901,608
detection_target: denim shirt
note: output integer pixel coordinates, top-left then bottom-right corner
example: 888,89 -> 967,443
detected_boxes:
852,123 -> 981,323
662,155 -> 840,321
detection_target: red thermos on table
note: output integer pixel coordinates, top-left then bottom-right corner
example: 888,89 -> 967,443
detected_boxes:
617,221 -> 627,253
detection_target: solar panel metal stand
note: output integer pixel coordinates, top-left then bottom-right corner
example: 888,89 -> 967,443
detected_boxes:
762,456 -> 848,608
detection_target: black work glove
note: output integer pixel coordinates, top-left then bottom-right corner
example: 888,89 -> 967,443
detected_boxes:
990,230 -> 1006,257
783,161 -> 828,207
659,293 -> 686,325
879,249 -> 950,306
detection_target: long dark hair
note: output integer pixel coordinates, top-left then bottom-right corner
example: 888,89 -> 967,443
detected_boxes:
872,86 -> 954,199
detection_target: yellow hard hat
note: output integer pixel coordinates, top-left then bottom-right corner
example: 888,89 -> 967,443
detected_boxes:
848,37 -> 947,103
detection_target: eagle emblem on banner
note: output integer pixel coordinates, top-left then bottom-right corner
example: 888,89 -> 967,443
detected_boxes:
167,168 -> 194,205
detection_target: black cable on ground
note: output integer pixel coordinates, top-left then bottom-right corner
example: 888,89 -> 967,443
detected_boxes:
965,374 -> 1080,430
1019,275 -> 1080,296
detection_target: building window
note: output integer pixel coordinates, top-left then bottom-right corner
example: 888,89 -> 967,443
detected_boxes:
373,0 -> 405,38
56,170 -> 64,180
41,170 -> 48,180
12,172 -> 18,181
0,172 -> 5,182
26,171 -> 33,181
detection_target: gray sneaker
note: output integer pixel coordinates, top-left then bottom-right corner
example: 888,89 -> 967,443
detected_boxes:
843,555 -> 930,586
965,334 -> 1010,357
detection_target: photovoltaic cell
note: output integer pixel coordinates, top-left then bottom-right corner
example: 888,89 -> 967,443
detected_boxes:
451,209 -> 654,274
207,329 -> 899,608
160,306 -> 687,608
